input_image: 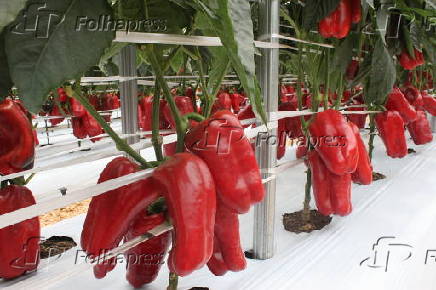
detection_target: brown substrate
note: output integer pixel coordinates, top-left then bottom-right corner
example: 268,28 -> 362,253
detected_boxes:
283,209 -> 332,234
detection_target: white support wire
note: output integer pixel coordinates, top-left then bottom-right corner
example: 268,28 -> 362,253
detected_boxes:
113,31 -> 291,49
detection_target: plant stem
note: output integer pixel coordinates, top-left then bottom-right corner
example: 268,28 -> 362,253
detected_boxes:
302,168 -> 312,223
184,112 -> 205,122
167,272 -> 178,290
145,45 -> 187,153
368,113 -> 376,160
70,85 -> 151,168
152,84 -> 164,162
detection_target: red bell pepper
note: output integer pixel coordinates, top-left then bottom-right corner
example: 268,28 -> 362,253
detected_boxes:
207,237 -> 229,276
398,48 -> 424,70
123,213 -> 171,288
349,122 -> 373,185
57,88 -> 68,103
213,198 -> 246,272
406,110 -> 433,145
346,100 -> 367,129
403,86 -> 424,110
230,93 -> 244,113
351,0 -> 361,23
152,153 -> 216,276
0,99 -> 35,175
308,150 -> 352,216
81,157 -> 160,279
385,88 -> 418,123
0,185 -> 40,279
375,111 -> 408,158
163,96 -> 195,128
422,91 -> 436,116
185,110 -> 264,214
48,104 -> 65,126
318,0 -> 352,39
345,59 -> 359,80
72,117 -> 87,139
163,142 -> 177,157
70,97 -> 86,118
277,116 -> 287,160
83,110 -> 103,142
237,105 -> 256,128
308,109 -> 359,175
279,102 -> 304,138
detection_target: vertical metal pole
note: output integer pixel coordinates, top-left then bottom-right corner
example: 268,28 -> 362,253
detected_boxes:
430,113 -> 436,133
253,0 -> 279,260
119,45 -> 139,146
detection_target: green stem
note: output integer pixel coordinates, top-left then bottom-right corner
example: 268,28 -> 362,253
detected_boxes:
368,113 -> 376,161
167,272 -> 178,290
334,76 -> 343,110
302,168 -> 312,223
70,85 -> 152,168
324,49 -> 330,110
195,47 -> 214,118
145,45 -> 186,153
152,84 -> 164,162
184,112 -> 205,123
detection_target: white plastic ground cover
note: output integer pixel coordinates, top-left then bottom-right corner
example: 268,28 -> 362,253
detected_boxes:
1,133 -> 435,290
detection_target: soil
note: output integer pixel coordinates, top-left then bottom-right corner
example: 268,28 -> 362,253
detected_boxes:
372,172 -> 386,181
408,148 -> 417,154
188,288 -> 209,290
283,209 -> 332,234
40,236 -> 77,259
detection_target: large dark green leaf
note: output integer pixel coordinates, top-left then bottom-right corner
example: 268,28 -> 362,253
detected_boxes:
207,47 -> 229,97
329,34 -> 356,75
302,0 -> 340,31
199,0 -> 266,123
5,0 -> 114,112
0,29 -> 12,97
0,0 -> 28,31
367,39 -> 396,105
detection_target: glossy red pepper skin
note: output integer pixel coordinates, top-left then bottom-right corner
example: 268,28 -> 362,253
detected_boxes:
163,142 -> 177,157
230,93 -> 244,113
81,157 -> 160,279
185,110 -> 264,214
72,117 -> 87,139
308,109 -> 359,175
83,110 -> 103,142
0,185 -> 40,279
163,96 -> 195,129
48,104 -> 65,126
308,151 -> 352,216
398,48 -> 424,70
279,102 -> 304,138
207,237 -> 229,276
375,111 -> 408,158
216,92 -> 232,111
318,0 -> 352,39
213,198 -> 246,272
69,97 -> 86,118
403,86 -> 424,110
237,105 -> 256,128
123,213 -> 171,288
346,100 -> 367,129
350,0 -> 361,23
385,88 -> 418,124
0,99 -> 35,175
152,153 -> 216,276
345,59 -> 360,80
422,91 -> 436,116
406,110 -> 433,145
349,122 -> 373,185
277,116 -> 287,160
138,96 -> 169,131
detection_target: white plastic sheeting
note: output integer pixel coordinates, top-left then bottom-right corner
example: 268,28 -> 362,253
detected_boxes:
2,131 -> 436,289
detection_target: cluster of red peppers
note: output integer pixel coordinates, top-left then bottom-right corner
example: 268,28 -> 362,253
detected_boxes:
398,48 -> 425,71
0,98 -> 40,279
318,0 -> 361,39
375,87 -> 434,158
80,109 -> 264,287
306,109 -> 373,216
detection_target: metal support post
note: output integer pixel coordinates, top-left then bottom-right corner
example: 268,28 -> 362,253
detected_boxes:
253,0 -> 280,260
430,113 -> 436,133
119,45 -> 139,146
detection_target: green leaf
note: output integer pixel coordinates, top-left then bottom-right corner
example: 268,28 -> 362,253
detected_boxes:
200,0 -> 266,123
5,0 -> 114,112
376,3 -> 391,44
0,0 -> 28,31
302,0 -> 340,31
329,34 -> 356,75
0,29 -> 12,97
367,39 -> 396,105
207,47 -> 229,97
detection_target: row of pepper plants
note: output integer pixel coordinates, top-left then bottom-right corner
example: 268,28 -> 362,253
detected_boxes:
0,0 -> 435,289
